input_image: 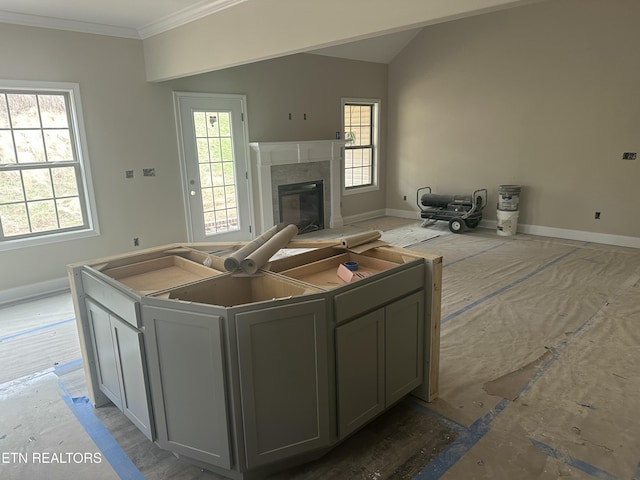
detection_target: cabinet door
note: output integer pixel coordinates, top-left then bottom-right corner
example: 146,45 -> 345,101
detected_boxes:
111,316 -> 154,440
385,291 -> 424,406
236,299 -> 329,468
335,308 -> 385,439
143,305 -> 231,469
86,300 -> 122,409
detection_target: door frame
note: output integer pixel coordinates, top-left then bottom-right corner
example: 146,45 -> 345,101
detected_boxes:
173,91 -> 255,242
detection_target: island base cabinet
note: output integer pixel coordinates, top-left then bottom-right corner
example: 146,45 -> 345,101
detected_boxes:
336,291 -> 424,439
235,299 -> 330,468
143,305 -> 232,470
335,309 -> 385,438
86,299 -> 154,440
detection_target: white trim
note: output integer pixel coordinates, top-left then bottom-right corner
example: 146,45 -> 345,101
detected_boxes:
384,208 -> 419,220
0,80 -> 100,252
0,10 -> 140,39
341,98 -> 381,196
518,223 -> 640,249
0,0 -> 248,40
249,140 -> 346,231
138,0 -> 248,39
0,276 -> 69,307
342,209 -> 386,225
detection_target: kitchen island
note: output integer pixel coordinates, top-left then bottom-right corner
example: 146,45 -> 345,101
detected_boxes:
67,237 -> 441,479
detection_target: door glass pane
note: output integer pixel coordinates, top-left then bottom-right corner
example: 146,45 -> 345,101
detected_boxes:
193,110 -> 239,235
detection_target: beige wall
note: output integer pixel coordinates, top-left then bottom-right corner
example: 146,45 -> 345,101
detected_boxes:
0,27 -> 387,294
167,53 -> 388,220
387,0 -> 640,238
0,24 -> 185,293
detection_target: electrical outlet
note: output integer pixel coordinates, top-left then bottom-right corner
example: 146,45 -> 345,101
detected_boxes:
403,195 -> 407,201
125,170 -> 134,179
595,211 -> 601,220
133,237 -> 140,246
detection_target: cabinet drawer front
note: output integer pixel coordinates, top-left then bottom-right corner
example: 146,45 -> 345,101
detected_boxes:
82,270 -> 139,327
334,264 -> 424,324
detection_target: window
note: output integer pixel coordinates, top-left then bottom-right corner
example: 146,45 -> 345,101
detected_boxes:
0,81 -> 97,249
342,99 -> 380,193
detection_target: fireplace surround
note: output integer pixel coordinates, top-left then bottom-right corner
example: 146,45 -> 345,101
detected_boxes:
249,140 -> 346,233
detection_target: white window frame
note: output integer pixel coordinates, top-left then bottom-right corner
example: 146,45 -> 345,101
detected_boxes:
0,80 -> 99,252
341,98 -> 380,196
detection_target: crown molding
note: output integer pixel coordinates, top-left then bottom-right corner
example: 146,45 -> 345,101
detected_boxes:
0,10 -> 140,39
0,0 -> 248,40
138,0 -> 248,39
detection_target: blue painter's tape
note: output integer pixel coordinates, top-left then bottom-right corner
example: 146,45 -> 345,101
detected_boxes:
530,439 -> 619,480
0,317 -> 75,343
441,247 -> 580,325
54,358 -> 83,375
58,384 -> 145,480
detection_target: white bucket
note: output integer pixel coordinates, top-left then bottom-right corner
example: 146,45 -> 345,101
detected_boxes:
496,210 -> 519,236
498,185 -> 521,211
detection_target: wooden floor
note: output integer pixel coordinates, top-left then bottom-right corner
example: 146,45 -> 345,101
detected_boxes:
2,217 -> 639,480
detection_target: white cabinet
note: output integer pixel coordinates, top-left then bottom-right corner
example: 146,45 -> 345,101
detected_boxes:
143,305 -> 231,469
235,299 -> 330,468
336,291 -> 424,439
86,299 -> 154,440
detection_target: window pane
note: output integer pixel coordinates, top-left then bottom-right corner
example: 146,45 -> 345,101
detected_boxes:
193,112 -> 207,137
206,112 -> 220,137
15,130 -> 46,163
0,95 -> 9,128
39,95 -> 68,128
0,203 -> 30,236
208,138 -> 221,161
8,94 -> 40,128
0,131 -> 16,164
220,138 -> 232,161
213,187 -> 226,209
201,187 -> 214,211
56,197 -> 83,228
44,129 -> 73,161
199,164 -> 212,188
196,138 -> 209,163
211,163 -> 223,184
23,168 -> 53,200
223,161 -> 235,186
27,199 -> 58,232
0,171 -> 25,202
218,112 -> 231,136
51,167 -> 79,197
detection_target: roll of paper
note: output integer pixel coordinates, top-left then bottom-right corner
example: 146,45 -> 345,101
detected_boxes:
241,224 -> 299,274
339,231 -> 381,249
223,224 -> 282,272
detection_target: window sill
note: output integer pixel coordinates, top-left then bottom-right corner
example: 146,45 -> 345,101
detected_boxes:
343,184 -> 379,196
0,228 -> 99,252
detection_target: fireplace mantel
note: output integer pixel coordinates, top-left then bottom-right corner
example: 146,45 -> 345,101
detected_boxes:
249,140 -> 346,233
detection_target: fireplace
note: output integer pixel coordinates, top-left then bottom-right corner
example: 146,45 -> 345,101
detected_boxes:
278,181 -> 324,234
249,140 -> 346,234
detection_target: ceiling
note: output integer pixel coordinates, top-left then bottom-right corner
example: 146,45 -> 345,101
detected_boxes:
0,0 -> 421,64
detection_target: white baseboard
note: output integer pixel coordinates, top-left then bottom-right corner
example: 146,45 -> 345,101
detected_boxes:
342,209 -> 387,225
0,276 -> 70,307
351,209 -> 640,249
480,219 -> 640,248
518,223 -> 640,248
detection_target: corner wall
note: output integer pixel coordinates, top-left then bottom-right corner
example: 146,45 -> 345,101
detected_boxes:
387,0 -> 640,240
